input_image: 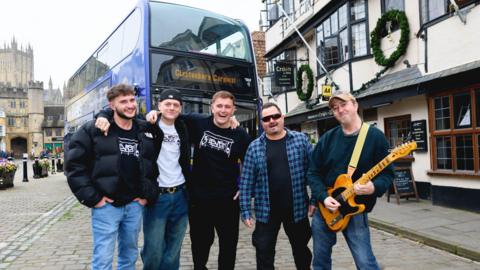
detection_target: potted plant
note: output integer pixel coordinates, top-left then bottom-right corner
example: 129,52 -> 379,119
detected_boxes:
40,158 -> 50,177
0,159 -> 17,188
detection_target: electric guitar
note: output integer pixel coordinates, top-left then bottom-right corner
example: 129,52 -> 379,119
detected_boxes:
318,141 -> 417,232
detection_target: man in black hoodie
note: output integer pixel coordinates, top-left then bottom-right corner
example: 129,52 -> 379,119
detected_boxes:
66,84 -> 159,270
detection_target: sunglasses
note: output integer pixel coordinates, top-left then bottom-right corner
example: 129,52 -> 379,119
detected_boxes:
261,113 -> 282,122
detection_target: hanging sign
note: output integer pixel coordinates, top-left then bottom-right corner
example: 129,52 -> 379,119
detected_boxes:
274,62 -> 295,87
321,84 -> 332,101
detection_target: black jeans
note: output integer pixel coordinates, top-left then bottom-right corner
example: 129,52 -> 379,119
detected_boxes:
253,215 -> 312,270
189,198 -> 240,270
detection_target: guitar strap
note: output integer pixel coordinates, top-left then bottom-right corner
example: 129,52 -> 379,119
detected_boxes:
347,123 -> 370,177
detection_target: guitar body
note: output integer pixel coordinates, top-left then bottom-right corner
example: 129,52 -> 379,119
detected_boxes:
318,174 -> 365,232
316,141 -> 417,232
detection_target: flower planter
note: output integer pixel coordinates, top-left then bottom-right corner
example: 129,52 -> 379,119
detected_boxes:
41,167 -> 48,178
33,163 -> 42,178
0,170 -> 16,189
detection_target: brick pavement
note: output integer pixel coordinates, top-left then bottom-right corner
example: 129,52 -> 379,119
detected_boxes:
1,167 -> 480,269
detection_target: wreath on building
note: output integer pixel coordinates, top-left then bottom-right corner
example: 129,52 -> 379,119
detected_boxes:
355,10 -> 410,93
296,64 -> 314,101
370,10 -> 410,67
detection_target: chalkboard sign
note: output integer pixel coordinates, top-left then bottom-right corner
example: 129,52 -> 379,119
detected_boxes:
388,167 -> 419,204
411,120 -> 427,152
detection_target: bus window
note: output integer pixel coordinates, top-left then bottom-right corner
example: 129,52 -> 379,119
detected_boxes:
150,2 -> 252,62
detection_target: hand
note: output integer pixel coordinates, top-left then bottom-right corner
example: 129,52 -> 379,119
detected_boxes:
146,110 -> 159,124
94,196 -> 114,208
354,181 -> 375,195
233,191 -> 239,200
243,218 -> 255,228
95,117 -> 110,136
308,204 -> 316,217
229,115 -> 239,129
323,196 -> 341,212
134,198 -> 147,206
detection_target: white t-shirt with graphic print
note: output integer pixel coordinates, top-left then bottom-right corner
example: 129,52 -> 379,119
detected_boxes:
156,120 -> 185,188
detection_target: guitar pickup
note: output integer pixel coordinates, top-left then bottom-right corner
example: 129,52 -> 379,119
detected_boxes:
329,214 -> 343,226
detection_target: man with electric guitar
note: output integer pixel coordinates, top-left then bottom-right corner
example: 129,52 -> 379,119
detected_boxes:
307,91 -> 395,270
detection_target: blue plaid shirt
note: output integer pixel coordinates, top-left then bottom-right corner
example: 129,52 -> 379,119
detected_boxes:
239,129 -> 313,223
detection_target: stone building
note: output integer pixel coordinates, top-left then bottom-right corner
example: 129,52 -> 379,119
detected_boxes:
0,38 -> 64,158
0,81 -> 43,158
42,78 -> 64,156
0,37 -> 34,88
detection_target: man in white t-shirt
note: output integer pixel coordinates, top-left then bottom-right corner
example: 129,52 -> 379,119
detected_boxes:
141,89 -> 191,269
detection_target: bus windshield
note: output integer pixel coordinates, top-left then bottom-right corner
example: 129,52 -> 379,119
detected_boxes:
150,2 -> 252,62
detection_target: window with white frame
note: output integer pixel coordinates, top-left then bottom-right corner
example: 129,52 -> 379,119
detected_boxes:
316,0 -> 368,75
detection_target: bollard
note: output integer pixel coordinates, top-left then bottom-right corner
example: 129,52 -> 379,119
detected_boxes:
51,157 -> 56,174
33,157 -> 40,178
22,153 -> 29,182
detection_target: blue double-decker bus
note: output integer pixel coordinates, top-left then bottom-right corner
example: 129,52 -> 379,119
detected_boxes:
64,0 -> 260,148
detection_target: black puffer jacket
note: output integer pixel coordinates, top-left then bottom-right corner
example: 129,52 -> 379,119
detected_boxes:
66,119 -> 161,208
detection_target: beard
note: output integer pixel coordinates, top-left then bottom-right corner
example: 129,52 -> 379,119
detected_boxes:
115,109 -> 136,120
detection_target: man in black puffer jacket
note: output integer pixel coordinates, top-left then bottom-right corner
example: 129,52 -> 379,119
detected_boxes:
66,84 -> 160,270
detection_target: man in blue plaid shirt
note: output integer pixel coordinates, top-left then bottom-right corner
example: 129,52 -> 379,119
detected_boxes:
240,102 -> 315,270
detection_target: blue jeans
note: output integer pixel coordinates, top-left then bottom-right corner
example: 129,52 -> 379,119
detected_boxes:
141,189 -> 188,270
312,210 -> 379,270
91,201 -> 144,270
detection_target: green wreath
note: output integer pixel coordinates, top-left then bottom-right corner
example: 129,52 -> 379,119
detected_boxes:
370,10 -> 410,67
296,64 -> 314,101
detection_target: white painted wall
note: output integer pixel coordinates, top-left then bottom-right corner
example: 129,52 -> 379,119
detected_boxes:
376,95 -> 480,190
427,5 -> 480,73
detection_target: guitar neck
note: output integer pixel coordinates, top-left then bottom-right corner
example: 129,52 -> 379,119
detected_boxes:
341,155 -> 394,200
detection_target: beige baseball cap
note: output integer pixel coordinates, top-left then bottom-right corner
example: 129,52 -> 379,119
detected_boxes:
328,91 -> 356,108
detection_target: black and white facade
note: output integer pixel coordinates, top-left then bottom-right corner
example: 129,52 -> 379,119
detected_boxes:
260,0 -> 480,212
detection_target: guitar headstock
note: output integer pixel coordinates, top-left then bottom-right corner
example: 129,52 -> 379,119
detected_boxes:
390,141 -> 417,159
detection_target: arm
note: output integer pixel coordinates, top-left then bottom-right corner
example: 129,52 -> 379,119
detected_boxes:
306,138 -> 329,205
94,108 -> 114,136
239,144 -> 257,225
303,136 -> 317,216
179,112 -> 209,130
65,123 -> 103,208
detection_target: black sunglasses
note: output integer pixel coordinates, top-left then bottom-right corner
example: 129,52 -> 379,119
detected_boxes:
261,113 -> 282,122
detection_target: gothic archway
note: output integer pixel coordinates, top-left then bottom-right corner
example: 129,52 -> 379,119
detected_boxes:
11,137 -> 27,159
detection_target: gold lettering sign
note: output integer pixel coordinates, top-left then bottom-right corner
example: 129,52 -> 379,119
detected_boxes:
175,70 -> 238,84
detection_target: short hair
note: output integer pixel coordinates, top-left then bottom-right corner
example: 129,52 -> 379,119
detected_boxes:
106,84 -> 135,102
262,102 -> 282,114
212,90 -> 235,105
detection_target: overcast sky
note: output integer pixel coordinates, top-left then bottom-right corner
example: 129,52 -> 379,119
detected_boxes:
0,0 -> 263,90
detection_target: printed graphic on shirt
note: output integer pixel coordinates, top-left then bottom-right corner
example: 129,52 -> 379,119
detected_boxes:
199,131 -> 234,157
119,137 -> 139,158
164,133 -> 180,146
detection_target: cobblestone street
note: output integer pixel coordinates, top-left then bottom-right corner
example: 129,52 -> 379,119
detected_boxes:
1,163 -> 479,269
